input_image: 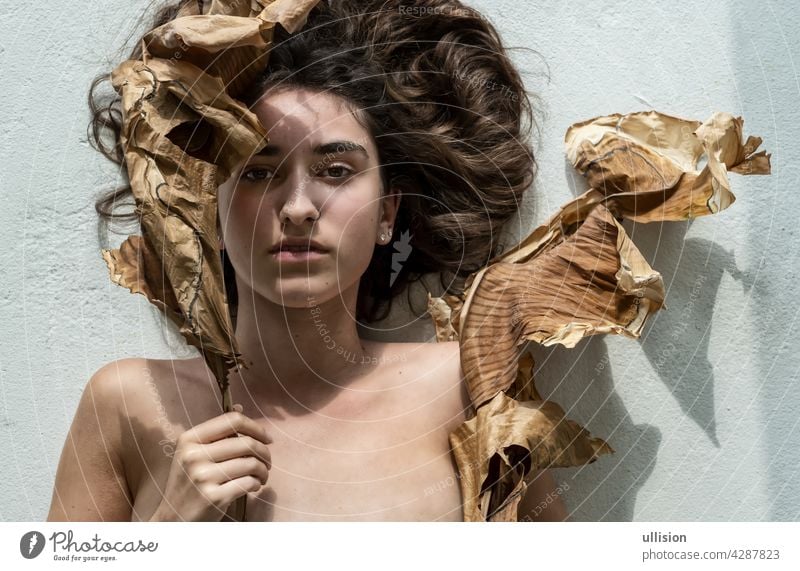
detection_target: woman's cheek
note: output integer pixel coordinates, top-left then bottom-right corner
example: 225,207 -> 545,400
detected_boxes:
224,195 -> 273,264
328,204 -> 375,272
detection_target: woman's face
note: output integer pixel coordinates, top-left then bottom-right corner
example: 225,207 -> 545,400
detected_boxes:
218,87 -> 398,308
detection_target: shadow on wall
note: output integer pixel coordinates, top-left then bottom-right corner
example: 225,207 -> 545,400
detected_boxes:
530,160 -> 741,520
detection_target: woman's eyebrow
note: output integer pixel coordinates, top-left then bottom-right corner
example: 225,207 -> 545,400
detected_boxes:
252,140 -> 370,159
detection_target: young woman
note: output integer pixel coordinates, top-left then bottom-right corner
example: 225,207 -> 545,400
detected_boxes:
47,0 -> 567,522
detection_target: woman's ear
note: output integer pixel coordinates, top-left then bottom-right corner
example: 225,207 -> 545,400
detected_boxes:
380,189 -> 401,228
377,190 -> 401,245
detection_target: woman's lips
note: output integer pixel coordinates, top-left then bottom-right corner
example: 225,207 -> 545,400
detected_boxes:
271,248 -> 328,262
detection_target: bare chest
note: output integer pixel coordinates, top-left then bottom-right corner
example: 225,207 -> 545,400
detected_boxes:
127,398 -> 464,521
245,417 -> 463,521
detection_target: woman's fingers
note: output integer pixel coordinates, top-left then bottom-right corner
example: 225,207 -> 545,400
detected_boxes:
196,456 -> 270,487
198,435 -> 272,469
156,404 -> 274,521
214,476 -> 265,500
181,405 -> 271,446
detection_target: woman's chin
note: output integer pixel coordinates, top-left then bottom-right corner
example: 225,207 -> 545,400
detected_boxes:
265,281 -> 341,308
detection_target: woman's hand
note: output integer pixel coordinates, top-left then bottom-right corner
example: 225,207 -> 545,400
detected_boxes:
149,403 -> 272,522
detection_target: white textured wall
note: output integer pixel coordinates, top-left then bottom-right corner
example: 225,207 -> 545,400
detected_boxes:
1,0 -> 797,521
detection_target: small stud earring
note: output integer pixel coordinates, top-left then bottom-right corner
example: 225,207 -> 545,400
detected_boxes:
380,233 -> 386,242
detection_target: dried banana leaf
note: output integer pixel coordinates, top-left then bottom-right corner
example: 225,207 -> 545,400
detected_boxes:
102,0 -> 321,521
103,0 -> 320,380
564,110 -> 771,222
451,390 -> 614,522
431,110 -> 771,521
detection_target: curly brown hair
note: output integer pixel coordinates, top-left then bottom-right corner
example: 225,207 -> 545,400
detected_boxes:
91,0 -> 540,326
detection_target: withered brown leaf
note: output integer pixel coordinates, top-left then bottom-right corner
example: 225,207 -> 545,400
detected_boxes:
431,110 -> 771,521
104,0 -> 321,383
103,0 -> 321,521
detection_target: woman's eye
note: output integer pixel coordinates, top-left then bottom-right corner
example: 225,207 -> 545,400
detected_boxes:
319,165 -> 353,179
241,166 -> 275,183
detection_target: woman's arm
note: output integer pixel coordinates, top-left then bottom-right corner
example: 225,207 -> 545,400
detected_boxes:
516,469 -> 569,522
47,362 -> 134,521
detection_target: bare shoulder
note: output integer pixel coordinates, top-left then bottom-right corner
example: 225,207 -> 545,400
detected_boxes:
85,357 -> 155,417
88,356 -> 215,428
88,356 -> 213,414
69,357 -> 167,439
370,340 -> 472,432
47,358 -> 153,521
92,356 -> 218,482
424,340 -> 473,429
81,357 -> 192,453
89,357 -> 150,389
47,356 -> 215,522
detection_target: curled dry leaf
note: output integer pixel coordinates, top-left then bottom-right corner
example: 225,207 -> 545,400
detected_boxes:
102,0 -> 321,385
426,292 -> 463,342
564,110 -> 771,222
431,110 -> 771,521
103,0 -> 321,521
451,391 -> 615,522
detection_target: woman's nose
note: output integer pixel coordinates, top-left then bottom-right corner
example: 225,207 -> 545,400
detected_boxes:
278,176 -> 320,225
